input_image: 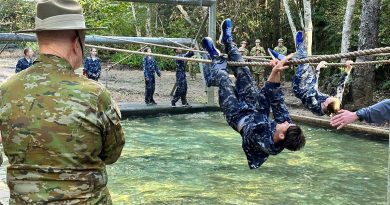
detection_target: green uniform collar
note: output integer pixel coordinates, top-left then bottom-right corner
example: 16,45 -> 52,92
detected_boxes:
34,54 -> 74,71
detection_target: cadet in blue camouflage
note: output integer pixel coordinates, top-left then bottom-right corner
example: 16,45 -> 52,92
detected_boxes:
143,47 -> 161,105
83,48 -> 102,81
15,48 -> 34,73
171,49 -> 194,107
202,19 -> 305,169
291,33 -> 353,116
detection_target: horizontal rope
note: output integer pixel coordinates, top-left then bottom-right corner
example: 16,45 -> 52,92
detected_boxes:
86,44 -> 390,67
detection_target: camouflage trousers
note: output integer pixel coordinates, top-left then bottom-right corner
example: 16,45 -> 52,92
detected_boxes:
172,80 -> 188,105
215,43 -> 290,168
145,76 -> 156,104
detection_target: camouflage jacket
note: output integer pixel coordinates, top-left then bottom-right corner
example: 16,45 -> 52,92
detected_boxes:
0,54 -> 125,204
250,46 -> 266,56
273,46 -> 288,55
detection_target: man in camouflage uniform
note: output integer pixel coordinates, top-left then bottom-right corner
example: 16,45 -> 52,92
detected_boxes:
250,39 -> 266,56
143,47 -> 161,105
238,41 -> 249,56
171,49 -> 194,107
251,48 -> 264,87
187,55 -> 198,81
0,1 -> 125,204
273,38 -> 287,55
201,18 -> 305,169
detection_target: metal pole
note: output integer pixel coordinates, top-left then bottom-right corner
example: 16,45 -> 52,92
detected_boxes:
206,2 -> 217,105
0,33 -> 193,46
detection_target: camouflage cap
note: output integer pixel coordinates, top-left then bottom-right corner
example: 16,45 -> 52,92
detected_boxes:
16,0 -> 104,33
278,38 -> 284,43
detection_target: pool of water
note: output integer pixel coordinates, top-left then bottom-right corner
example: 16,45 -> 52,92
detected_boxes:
0,112 -> 388,204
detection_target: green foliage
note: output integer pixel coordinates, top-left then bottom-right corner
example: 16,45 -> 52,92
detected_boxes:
381,80 -> 390,91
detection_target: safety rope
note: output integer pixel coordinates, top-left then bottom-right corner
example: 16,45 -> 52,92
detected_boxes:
86,44 -> 390,67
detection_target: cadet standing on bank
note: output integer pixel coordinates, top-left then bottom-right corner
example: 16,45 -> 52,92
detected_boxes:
171,48 -> 194,107
273,38 -> 288,55
250,39 -> 266,56
15,48 -> 34,73
187,55 -> 198,80
143,47 -> 161,105
238,40 -> 249,56
83,47 -> 102,81
0,1 -> 125,204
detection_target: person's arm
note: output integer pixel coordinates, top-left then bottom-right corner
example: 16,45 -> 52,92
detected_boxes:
154,58 -> 161,77
330,99 -> 390,129
98,88 -> 125,164
143,57 -> 149,81
96,59 -> 102,78
15,59 -> 22,73
314,61 -> 327,90
334,60 -> 353,102
184,51 -> 195,58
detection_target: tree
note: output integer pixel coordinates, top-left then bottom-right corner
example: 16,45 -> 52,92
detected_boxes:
340,0 -> 356,57
303,0 -> 313,55
282,0 -> 297,40
349,0 -> 381,109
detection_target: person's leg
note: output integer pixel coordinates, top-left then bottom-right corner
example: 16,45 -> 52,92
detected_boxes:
181,82 -> 188,105
225,41 -> 270,112
145,79 -> 151,104
292,64 -> 315,99
150,77 -> 156,104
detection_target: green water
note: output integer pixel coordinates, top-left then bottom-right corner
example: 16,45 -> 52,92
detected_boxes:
107,113 -> 387,205
0,112 -> 388,204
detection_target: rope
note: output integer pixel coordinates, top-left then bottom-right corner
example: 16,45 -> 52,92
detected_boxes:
108,45 -> 149,70
86,44 -> 390,67
0,41 -> 10,55
288,47 -> 390,65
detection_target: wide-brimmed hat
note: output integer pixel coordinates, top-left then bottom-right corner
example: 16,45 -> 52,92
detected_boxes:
278,38 -> 284,43
255,39 -> 261,43
15,0 -> 104,33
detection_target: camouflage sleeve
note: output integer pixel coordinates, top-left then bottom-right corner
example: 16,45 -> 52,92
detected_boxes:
334,70 -> 350,102
264,82 -> 292,123
98,88 -> 125,164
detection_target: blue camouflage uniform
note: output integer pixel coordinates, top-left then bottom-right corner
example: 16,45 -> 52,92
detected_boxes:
143,56 -> 161,104
172,52 -> 195,105
213,43 -> 291,169
83,56 -> 102,81
292,63 -> 350,116
15,57 -> 33,73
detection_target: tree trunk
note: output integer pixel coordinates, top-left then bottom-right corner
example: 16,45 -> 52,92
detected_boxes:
282,0 -> 297,40
270,0 -> 281,48
176,5 -> 195,26
130,3 -> 141,37
146,6 -> 152,37
303,0 -> 313,55
340,0 -> 356,57
349,0 -> 381,109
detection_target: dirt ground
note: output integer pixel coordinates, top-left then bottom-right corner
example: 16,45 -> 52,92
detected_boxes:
0,50 -> 388,128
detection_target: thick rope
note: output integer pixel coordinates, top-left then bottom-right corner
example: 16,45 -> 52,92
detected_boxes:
288,47 -> 390,65
86,44 -> 390,67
